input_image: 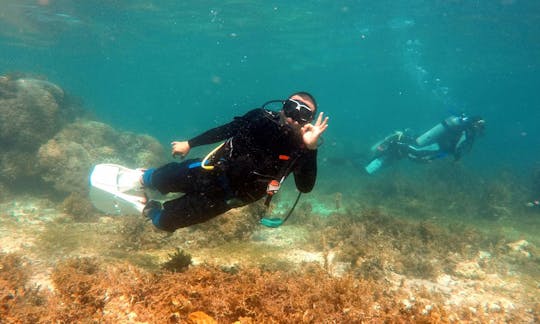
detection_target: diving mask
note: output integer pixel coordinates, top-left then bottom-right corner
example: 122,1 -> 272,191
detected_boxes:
282,98 -> 314,125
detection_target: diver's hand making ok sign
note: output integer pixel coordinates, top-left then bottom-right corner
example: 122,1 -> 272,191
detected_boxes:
301,112 -> 329,150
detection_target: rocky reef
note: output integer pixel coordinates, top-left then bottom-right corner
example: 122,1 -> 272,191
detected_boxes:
0,75 -> 69,185
0,73 -> 166,199
37,120 -> 166,194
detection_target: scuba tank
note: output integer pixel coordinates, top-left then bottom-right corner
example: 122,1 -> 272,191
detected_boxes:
416,115 -> 463,146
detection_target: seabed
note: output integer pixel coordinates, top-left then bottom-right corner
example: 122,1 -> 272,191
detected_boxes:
1,192 -> 538,323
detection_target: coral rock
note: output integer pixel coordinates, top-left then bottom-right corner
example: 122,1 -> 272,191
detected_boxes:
0,76 -> 69,185
37,120 -> 166,194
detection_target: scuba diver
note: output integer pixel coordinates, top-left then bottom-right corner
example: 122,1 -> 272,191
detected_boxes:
526,200 -> 539,208
365,114 -> 485,174
140,92 -> 329,232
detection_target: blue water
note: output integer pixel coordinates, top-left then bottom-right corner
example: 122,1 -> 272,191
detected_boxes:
2,0 -> 539,174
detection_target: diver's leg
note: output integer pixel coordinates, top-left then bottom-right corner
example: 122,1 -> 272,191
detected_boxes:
365,156 -> 386,174
406,143 -> 442,161
145,192 -> 231,232
141,159 -> 202,194
366,138 -> 411,174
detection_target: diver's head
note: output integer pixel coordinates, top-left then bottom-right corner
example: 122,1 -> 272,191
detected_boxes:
469,115 -> 486,135
281,91 -> 317,127
471,116 -> 486,130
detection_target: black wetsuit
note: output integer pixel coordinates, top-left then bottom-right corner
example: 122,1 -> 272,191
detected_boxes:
145,108 -> 317,232
438,119 -> 477,161
415,118 -> 477,162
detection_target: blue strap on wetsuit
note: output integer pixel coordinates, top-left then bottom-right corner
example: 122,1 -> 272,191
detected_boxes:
147,206 -> 163,228
141,169 -> 168,230
142,168 -> 156,187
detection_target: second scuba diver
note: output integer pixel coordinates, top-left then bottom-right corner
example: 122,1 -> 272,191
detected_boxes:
365,114 -> 485,174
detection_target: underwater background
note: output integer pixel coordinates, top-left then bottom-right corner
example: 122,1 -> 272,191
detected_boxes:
1,0 -> 539,322
2,0 -> 540,169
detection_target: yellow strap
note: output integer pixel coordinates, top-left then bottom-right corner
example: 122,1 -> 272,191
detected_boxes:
201,142 -> 225,170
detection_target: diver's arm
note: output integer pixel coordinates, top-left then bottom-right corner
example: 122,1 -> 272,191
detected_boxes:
293,149 -> 317,193
188,120 -> 243,147
171,123 -> 241,158
292,112 -> 326,192
453,131 -> 474,161
187,109 -> 260,147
